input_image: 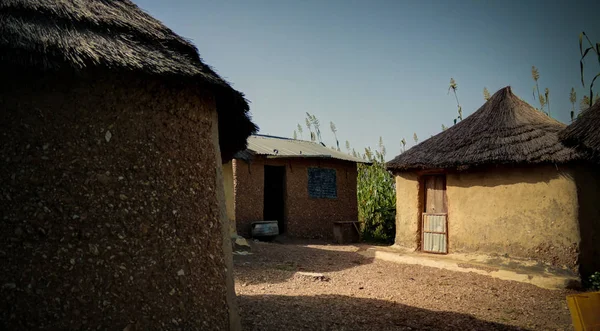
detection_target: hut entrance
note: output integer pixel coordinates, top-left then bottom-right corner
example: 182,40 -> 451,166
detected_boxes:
421,175 -> 448,254
264,165 -> 286,233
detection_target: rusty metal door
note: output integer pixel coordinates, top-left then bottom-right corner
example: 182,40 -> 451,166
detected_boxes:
422,175 -> 448,254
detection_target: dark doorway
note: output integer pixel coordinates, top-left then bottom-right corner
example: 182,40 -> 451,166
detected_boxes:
264,165 -> 286,233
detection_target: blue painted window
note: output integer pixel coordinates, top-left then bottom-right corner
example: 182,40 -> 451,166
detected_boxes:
308,168 -> 337,199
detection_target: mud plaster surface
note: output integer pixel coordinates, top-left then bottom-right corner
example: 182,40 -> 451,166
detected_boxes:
0,71 -> 231,330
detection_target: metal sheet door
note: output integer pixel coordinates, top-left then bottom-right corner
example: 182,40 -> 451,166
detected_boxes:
422,175 -> 448,254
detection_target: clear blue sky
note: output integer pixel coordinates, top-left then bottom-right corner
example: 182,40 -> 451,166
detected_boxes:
136,0 -> 599,160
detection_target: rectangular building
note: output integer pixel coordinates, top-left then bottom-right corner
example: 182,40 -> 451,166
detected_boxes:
224,135 -> 368,239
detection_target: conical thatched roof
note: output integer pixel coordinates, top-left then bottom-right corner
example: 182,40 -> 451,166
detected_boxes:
0,0 -> 257,161
387,87 -> 579,171
559,100 -> 600,160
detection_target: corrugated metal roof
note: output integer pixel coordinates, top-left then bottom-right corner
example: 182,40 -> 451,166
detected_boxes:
236,134 -> 369,163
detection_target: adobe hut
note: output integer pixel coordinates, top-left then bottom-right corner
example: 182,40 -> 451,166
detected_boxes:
387,87 -> 600,280
223,135 -> 368,239
560,100 -> 600,160
0,1 -> 256,330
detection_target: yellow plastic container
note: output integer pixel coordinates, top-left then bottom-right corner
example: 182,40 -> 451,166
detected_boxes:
567,291 -> 600,330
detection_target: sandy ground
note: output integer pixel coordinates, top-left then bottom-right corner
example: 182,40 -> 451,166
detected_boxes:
233,240 -> 577,331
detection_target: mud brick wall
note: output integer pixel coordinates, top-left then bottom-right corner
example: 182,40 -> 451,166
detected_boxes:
232,159 -> 264,237
0,70 -> 235,330
233,157 -> 359,239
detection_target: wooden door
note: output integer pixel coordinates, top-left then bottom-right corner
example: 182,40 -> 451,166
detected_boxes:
422,175 -> 448,253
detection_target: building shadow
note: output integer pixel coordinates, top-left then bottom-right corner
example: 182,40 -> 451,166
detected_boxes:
573,163 -> 600,280
238,294 -> 528,331
233,241 -> 374,285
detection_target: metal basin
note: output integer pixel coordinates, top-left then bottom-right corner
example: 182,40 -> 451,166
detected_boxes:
251,221 -> 279,241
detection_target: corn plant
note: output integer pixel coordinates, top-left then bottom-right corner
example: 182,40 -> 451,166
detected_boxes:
448,78 -> 462,124
306,112 -> 322,143
570,88 -> 577,122
581,95 -> 591,112
531,66 -> 551,116
579,31 -> 600,109
483,87 -> 491,101
292,114 -> 397,243
330,121 -> 340,151
587,272 -> 600,291
357,140 -> 396,243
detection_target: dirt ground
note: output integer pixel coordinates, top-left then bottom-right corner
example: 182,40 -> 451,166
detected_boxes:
233,240 -> 577,331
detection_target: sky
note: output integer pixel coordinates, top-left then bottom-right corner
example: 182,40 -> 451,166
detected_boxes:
136,0 -> 599,160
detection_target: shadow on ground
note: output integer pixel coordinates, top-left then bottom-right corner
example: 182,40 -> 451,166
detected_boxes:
238,294 -> 526,331
233,241 -> 374,285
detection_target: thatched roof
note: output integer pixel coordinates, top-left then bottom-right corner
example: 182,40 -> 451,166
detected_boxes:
559,100 -> 600,159
0,0 -> 257,162
387,87 -> 579,172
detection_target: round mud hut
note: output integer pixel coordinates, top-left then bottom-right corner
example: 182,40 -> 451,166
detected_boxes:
560,100 -> 600,160
0,1 -> 256,330
387,87 -> 600,284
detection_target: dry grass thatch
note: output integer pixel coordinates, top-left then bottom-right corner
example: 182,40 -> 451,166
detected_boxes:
0,0 -> 257,161
387,87 -> 580,171
559,100 -> 600,160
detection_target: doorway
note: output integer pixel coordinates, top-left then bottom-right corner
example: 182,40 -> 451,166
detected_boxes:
263,165 -> 286,233
421,175 -> 448,254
